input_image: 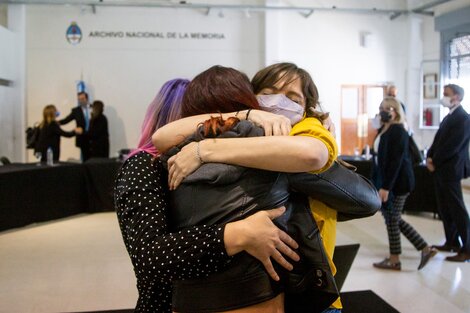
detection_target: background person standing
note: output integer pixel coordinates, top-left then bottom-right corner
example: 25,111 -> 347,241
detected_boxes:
60,91 -> 91,161
427,84 -> 470,262
35,104 -> 82,162
88,100 -> 109,158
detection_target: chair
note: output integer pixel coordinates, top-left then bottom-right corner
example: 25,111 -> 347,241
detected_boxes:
118,149 -> 132,161
0,156 -> 11,165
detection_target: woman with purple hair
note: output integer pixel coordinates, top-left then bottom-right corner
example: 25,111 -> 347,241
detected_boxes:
126,79 -> 188,159
114,78 -> 299,313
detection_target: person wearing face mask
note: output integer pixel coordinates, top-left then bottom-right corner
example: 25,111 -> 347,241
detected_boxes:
59,91 -> 92,161
252,63 -> 344,313
371,113 -> 383,131
427,84 -> 470,262
153,63 -> 380,313
372,97 -> 436,271
35,104 -> 83,162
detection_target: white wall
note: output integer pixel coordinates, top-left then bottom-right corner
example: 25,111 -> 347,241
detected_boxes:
267,9 -> 410,148
412,15 -> 441,150
25,5 -> 264,161
0,5 -> 26,162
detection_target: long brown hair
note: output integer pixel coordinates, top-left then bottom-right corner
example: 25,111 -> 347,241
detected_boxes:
251,62 -> 327,120
91,100 -> 104,119
39,104 -> 57,129
181,65 -> 260,117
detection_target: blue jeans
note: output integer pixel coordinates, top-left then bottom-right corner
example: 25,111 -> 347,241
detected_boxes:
321,309 -> 342,313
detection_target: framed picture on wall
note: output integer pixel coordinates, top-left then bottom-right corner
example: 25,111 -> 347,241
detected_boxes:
423,73 -> 438,99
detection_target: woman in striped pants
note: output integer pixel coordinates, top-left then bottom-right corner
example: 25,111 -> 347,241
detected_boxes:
372,97 -> 437,270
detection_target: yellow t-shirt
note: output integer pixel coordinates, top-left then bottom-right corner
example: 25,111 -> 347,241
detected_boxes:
289,117 -> 337,174
290,117 -> 342,309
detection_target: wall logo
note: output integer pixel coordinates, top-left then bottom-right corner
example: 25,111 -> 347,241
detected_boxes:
66,22 -> 82,45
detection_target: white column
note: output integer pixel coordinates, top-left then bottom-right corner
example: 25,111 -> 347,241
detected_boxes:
405,16 -> 423,139
7,4 -> 26,162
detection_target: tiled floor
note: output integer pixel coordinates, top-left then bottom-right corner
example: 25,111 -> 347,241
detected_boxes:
1,193 -> 469,313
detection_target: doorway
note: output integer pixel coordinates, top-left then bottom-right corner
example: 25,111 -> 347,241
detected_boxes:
340,85 -> 386,155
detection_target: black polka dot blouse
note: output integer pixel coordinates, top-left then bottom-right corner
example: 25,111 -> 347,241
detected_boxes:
115,151 -> 232,312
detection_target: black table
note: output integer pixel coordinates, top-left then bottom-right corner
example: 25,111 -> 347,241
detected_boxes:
338,156 -> 438,215
0,162 -> 88,231
339,155 -> 373,178
402,165 -> 438,215
0,159 -> 123,232
84,158 -> 123,212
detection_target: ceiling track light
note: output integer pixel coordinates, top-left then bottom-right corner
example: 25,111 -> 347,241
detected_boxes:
300,9 -> 314,18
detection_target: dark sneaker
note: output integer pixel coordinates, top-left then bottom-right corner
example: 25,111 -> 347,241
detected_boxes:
373,258 -> 401,271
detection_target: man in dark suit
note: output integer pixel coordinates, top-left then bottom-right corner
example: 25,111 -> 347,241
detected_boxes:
60,91 -> 91,161
427,84 -> 470,262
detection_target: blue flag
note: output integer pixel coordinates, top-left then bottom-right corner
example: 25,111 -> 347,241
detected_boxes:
77,80 -> 86,94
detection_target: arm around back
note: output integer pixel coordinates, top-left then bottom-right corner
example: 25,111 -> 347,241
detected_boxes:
59,109 -> 75,125
198,135 -> 329,173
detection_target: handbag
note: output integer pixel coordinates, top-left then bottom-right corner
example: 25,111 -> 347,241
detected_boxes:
408,134 -> 423,166
301,160 -> 381,221
26,124 -> 40,150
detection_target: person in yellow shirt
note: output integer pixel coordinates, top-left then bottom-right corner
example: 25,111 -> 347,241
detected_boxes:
252,63 -> 342,313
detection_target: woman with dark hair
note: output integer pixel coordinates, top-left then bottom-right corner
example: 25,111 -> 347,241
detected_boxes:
181,65 -> 262,117
159,66 -> 341,313
88,100 -> 109,158
35,104 -> 82,162
115,79 -> 300,313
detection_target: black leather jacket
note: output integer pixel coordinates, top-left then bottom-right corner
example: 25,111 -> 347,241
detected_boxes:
162,121 -> 379,313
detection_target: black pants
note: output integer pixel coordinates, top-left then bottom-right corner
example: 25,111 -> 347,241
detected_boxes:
80,144 -> 91,162
434,174 -> 470,253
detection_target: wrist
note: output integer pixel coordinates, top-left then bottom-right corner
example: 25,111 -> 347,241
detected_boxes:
195,141 -> 205,164
235,110 -> 249,120
198,140 -> 211,163
224,220 -> 245,256
245,109 -> 252,121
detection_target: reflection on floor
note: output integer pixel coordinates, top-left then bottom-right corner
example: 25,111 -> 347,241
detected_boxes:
0,193 -> 469,313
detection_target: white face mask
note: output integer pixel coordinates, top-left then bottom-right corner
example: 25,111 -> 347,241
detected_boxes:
440,96 -> 453,108
371,114 -> 382,129
257,94 -> 304,125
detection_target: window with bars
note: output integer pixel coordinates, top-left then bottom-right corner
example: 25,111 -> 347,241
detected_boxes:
449,34 -> 470,80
